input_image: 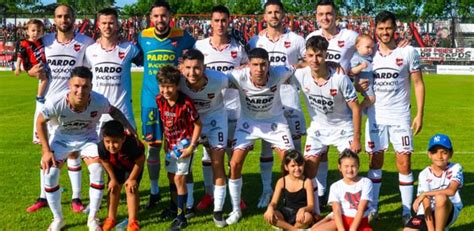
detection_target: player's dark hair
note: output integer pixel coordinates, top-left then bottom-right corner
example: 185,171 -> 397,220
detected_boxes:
55,3 -> 75,18
24,19 -> 45,31
70,66 -> 93,81
211,5 -> 230,17
428,145 -> 453,154
149,0 -> 171,14
102,120 -> 125,139
157,65 -> 181,85
338,149 -> 360,166
282,149 -> 305,176
316,0 -> 337,12
248,48 -> 269,61
306,35 -> 329,52
97,7 -> 119,20
264,0 -> 285,12
183,49 -> 205,63
375,10 -> 397,28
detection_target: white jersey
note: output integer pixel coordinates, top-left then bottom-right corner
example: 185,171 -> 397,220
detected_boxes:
41,91 -> 110,139
194,37 -> 248,116
295,66 -> 357,128
328,177 -> 373,218
43,33 -> 94,99
368,46 -> 421,124
227,66 -> 293,120
85,41 -> 140,125
306,29 -> 358,73
248,29 -> 305,66
179,69 -> 228,116
417,163 -> 463,211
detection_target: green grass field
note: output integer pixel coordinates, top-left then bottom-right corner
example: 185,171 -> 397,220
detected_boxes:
0,72 -> 473,230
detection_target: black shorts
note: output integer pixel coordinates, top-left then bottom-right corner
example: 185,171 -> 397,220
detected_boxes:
404,208 -> 454,230
278,206 -> 297,225
111,168 -> 143,185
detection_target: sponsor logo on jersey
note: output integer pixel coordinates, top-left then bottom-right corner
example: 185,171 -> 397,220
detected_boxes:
412,217 -> 422,225
231,50 -> 238,59
269,51 -> 287,64
74,44 -> 81,52
208,93 -> 215,99
48,59 -> 76,66
118,51 -> 125,59
326,50 -> 342,60
308,94 -> 334,114
330,88 -> 337,96
95,66 -> 122,73
193,99 -> 212,110
396,58 -> 403,66
208,65 -> 234,72
146,53 -> 176,62
338,40 -> 345,48
284,41 -> 291,48
90,111 -> 98,118
374,68 -> 400,79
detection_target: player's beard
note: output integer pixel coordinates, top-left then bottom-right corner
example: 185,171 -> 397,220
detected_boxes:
57,23 -> 74,33
155,22 -> 169,35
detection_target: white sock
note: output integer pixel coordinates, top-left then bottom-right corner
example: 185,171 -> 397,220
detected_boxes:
44,167 -> 62,219
316,161 -> 328,196
39,167 -> 46,198
186,183 -> 194,208
260,158 -> 273,193
293,137 -> 302,153
147,146 -> 161,195
399,172 -> 414,216
213,184 -> 226,212
88,163 -> 104,219
228,178 -> 242,212
312,177 -> 320,215
67,157 -> 82,199
202,162 -> 214,196
368,169 -> 382,211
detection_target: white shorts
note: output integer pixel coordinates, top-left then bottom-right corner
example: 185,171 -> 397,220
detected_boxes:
304,123 -> 353,157
50,135 -> 99,161
365,120 -> 414,154
33,100 -> 44,142
200,111 -> 228,149
165,155 -> 193,175
233,116 -> 294,151
281,84 -> 307,138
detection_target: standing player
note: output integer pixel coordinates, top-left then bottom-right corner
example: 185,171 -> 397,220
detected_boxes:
305,0 -> 359,207
36,67 -> 134,231
137,0 -> 195,208
26,4 -> 94,213
366,11 -> 424,223
179,49 -> 230,227
86,8 -> 141,131
193,5 -> 248,212
248,0 -> 307,208
294,36 -> 361,216
225,48 -> 295,225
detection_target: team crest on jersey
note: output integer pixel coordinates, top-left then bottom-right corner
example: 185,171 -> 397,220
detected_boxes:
338,40 -> 345,48
208,93 -> 215,99
284,41 -> 291,48
74,44 -> 81,52
305,145 -> 311,152
330,89 -> 337,96
90,111 -> 98,118
231,51 -> 238,59
118,51 -> 125,59
270,85 -> 277,92
396,58 -> 403,66
171,41 -> 178,47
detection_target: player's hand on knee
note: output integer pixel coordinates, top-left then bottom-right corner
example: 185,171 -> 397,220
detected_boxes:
125,179 -> 138,194
41,150 -> 56,173
108,179 -> 119,193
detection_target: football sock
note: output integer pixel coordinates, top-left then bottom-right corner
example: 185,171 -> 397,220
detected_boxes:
147,146 -> 161,195
213,184 -> 226,212
399,172 -> 414,216
44,167 -> 62,219
316,161 -> 328,196
368,168 -> 382,211
67,157 -> 82,199
228,178 -> 242,212
88,163 -> 104,219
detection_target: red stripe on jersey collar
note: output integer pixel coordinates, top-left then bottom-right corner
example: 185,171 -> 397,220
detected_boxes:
209,37 -> 231,52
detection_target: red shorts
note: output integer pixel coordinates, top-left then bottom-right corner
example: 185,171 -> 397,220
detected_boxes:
342,215 -> 372,231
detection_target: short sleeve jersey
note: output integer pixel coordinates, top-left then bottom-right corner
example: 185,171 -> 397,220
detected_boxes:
156,92 -> 200,151
18,39 -> 46,71
85,41 -> 140,125
368,46 -> 421,124
227,66 -> 294,120
179,69 -> 228,116
328,177 -> 373,218
294,66 -> 357,128
138,28 -> 196,108
306,29 -> 358,73
42,33 -> 94,99
417,163 -> 463,211
248,29 -> 305,66
98,135 -> 145,171
41,91 -> 110,138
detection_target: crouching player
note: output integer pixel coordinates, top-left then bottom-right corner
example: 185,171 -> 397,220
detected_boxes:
404,134 -> 463,231
156,65 -> 202,230
99,120 -> 145,231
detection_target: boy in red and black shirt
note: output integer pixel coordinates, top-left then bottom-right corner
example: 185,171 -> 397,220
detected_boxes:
98,120 -> 145,231
15,19 -> 48,103
156,65 -> 202,230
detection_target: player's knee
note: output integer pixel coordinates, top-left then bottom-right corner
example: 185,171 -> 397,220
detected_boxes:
434,194 -> 449,207
88,163 -> 104,187
44,167 -> 61,191
174,174 -> 186,185
229,159 -> 242,171
396,161 -> 411,174
304,157 -> 318,178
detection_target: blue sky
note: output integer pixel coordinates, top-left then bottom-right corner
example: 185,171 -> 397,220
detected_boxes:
40,0 -> 131,7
